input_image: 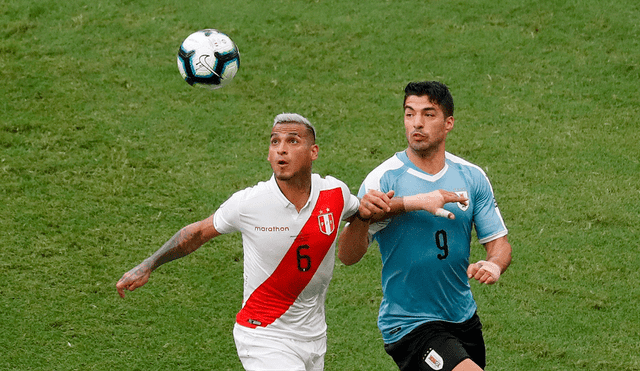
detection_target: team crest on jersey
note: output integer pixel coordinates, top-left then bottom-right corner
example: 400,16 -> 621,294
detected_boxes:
456,191 -> 469,211
317,210 -> 335,236
424,349 -> 444,370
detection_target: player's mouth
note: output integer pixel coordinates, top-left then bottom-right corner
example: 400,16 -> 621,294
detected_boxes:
411,132 -> 427,141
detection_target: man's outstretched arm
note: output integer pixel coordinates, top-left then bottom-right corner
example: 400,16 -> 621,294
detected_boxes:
338,190 -> 468,266
116,215 -> 220,298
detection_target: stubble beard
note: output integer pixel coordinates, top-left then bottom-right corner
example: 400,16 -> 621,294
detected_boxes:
408,134 -> 444,160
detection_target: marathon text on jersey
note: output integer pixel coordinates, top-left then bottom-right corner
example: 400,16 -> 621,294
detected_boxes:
255,226 -> 290,232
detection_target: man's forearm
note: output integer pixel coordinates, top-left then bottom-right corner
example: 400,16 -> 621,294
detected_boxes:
145,225 -> 205,271
337,218 -> 371,265
484,236 -> 512,273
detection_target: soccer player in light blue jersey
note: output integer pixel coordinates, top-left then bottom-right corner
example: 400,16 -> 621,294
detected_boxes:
338,81 -> 512,371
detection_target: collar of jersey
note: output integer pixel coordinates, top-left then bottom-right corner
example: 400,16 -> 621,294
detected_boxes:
398,151 -> 449,183
268,174 -> 314,212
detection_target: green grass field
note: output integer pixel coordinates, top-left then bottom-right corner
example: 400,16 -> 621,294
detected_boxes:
2,0 -> 639,369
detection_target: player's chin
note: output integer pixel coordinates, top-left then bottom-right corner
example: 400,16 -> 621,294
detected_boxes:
270,164 -> 288,177
273,171 -> 293,181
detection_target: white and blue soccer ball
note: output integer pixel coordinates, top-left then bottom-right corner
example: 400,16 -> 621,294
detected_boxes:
177,29 -> 240,90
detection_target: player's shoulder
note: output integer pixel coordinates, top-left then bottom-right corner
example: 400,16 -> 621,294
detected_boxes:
227,178 -> 274,204
365,152 -> 407,182
445,152 -> 488,178
314,173 -> 350,192
358,152 -> 408,193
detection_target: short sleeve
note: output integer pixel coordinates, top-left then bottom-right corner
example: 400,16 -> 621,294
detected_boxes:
343,193 -> 360,220
357,173 -> 391,242
212,190 -> 244,235
471,171 -> 508,244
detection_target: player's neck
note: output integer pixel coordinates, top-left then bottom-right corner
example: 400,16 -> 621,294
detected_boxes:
406,147 -> 446,175
276,176 -> 312,212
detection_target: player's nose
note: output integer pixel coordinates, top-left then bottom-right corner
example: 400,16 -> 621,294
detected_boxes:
415,117 -> 427,128
276,142 -> 288,154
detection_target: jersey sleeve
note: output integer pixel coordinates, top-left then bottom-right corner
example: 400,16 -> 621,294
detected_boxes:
343,193 -> 360,220
471,169 -> 508,244
212,190 -> 244,234
325,175 -> 360,220
357,170 -> 392,240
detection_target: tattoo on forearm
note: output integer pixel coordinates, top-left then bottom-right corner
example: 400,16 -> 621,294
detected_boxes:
150,227 -> 203,270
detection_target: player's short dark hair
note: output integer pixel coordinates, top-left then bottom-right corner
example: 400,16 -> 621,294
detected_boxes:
403,81 -> 454,118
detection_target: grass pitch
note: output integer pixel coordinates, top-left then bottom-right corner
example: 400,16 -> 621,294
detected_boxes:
1,0 -> 639,370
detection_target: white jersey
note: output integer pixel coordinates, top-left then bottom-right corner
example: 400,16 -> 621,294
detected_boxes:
214,174 -> 359,341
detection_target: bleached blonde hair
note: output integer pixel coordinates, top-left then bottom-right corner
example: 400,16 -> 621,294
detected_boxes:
272,113 -> 316,142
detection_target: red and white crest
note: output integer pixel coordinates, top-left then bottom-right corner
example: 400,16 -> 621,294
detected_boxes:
317,211 -> 335,236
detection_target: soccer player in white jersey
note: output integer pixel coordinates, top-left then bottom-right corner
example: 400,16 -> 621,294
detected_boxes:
116,113 -> 397,371
338,81 -> 512,371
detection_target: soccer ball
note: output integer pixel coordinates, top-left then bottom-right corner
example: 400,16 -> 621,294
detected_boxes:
177,29 -> 240,90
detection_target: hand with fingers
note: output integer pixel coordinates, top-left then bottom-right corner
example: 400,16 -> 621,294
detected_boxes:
403,190 -> 468,219
357,190 -> 395,221
467,260 -> 502,285
116,263 -> 152,298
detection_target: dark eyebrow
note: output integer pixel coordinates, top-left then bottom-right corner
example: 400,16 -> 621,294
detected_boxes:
404,105 -> 436,112
270,131 -> 302,138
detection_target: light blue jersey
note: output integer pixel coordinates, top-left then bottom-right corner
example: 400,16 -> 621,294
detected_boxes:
358,151 -> 508,344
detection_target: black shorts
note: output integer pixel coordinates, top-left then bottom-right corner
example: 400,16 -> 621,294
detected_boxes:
384,313 -> 486,371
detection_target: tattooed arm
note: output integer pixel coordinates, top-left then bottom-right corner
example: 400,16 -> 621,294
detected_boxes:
116,215 -> 220,298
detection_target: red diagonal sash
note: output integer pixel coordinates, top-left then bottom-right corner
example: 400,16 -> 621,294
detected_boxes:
236,188 -> 344,328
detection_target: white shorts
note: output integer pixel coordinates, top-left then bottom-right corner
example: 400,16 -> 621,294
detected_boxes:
233,324 -> 326,371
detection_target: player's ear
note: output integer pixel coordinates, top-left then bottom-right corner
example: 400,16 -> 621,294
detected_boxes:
445,116 -> 454,134
310,144 -> 319,161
